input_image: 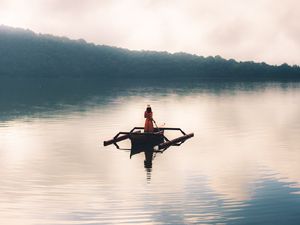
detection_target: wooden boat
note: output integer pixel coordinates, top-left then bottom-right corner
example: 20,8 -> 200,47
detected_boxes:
104,126 -> 193,169
103,127 -> 194,152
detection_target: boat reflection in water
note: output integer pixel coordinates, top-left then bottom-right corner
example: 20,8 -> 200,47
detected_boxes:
103,127 -> 194,169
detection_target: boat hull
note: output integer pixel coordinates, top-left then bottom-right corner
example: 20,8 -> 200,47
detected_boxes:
129,129 -> 164,157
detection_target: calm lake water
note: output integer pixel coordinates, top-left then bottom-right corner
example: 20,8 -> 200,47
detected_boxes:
1,83 -> 300,224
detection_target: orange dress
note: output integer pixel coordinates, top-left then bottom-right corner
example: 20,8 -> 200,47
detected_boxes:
144,111 -> 154,132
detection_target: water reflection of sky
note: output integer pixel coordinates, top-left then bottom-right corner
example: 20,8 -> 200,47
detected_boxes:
0,84 -> 300,224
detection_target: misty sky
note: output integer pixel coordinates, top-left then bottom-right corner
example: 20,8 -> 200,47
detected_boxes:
0,0 -> 299,65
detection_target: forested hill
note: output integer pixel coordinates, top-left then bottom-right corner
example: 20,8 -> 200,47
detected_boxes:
1,25 -> 300,83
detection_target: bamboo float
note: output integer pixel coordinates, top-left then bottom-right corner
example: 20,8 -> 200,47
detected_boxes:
154,133 -> 194,151
103,131 -> 141,146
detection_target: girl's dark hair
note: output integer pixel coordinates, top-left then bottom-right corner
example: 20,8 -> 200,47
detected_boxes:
146,107 -> 152,113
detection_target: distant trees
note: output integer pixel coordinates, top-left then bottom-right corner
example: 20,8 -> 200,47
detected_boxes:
0,25 -> 300,85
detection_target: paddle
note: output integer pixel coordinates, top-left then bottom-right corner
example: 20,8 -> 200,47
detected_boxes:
152,119 -> 159,131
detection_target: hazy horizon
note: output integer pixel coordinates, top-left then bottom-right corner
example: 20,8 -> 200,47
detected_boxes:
1,0 -> 299,66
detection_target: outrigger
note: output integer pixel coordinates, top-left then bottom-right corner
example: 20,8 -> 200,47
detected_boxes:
103,126 -> 194,154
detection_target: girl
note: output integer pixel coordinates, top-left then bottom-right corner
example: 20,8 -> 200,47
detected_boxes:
144,105 -> 154,132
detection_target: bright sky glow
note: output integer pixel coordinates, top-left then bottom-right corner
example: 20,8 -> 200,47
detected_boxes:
0,0 -> 299,65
